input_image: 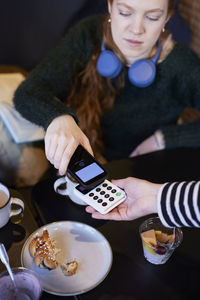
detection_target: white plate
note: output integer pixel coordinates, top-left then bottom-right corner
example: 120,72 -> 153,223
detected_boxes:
21,221 -> 112,296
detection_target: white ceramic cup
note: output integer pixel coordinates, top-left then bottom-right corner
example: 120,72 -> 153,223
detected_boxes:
0,183 -> 24,228
54,174 -> 86,205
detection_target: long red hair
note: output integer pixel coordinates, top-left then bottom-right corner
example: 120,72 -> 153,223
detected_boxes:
67,0 -> 175,159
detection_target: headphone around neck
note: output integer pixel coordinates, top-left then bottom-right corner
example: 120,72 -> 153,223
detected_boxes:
97,39 -> 162,88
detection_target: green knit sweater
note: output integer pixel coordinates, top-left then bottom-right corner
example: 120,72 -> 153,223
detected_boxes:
14,15 -> 200,161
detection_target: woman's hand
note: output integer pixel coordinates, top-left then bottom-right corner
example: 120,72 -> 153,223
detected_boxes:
129,134 -> 163,157
45,115 -> 93,175
86,177 -> 162,221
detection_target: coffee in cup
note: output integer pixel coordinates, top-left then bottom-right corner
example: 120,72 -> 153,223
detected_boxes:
0,183 -> 24,228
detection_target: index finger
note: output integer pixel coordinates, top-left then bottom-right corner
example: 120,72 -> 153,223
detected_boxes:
111,178 -> 127,190
58,142 -> 78,175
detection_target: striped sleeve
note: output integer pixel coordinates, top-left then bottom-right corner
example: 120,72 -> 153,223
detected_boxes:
157,181 -> 200,228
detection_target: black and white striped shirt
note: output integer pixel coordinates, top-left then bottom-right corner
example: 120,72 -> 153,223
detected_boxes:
157,181 -> 200,228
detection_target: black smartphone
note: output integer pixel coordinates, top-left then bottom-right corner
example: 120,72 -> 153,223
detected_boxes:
67,145 -> 108,188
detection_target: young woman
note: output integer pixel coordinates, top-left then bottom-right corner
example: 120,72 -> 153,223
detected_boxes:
86,177 -> 200,228
14,0 -> 200,176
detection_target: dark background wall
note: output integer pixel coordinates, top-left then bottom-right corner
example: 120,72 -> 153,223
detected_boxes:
0,0 -> 107,70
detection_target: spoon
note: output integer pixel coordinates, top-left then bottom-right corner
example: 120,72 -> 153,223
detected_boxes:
0,243 -> 17,289
0,244 -> 32,299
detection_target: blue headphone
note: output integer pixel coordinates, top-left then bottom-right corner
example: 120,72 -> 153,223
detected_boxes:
97,39 -> 162,88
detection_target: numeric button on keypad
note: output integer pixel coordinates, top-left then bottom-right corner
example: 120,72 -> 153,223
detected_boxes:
93,196 -> 98,200
105,194 -> 109,198
100,191 -> 105,195
111,189 -> 116,193
107,186 -> 112,190
89,193 -> 94,197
